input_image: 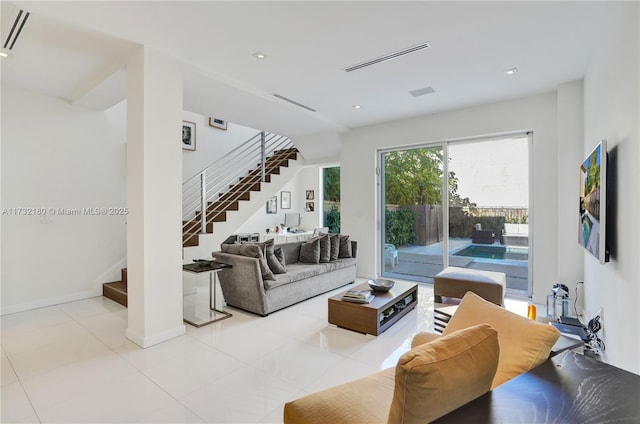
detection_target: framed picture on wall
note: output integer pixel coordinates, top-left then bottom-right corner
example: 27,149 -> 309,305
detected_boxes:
182,121 -> 196,151
305,202 -> 314,212
281,191 -> 291,209
266,196 -> 277,214
306,190 -> 314,200
209,117 -> 227,130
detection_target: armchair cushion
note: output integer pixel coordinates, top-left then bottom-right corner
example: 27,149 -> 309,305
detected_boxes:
388,324 -> 499,424
443,292 -> 560,388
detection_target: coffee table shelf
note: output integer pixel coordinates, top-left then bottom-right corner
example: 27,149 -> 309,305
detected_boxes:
328,281 -> 418,335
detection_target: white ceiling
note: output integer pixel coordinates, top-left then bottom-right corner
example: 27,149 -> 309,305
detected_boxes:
1,1 -> 609,156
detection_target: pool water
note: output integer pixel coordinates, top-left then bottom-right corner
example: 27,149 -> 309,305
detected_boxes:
453,245 -> 528,261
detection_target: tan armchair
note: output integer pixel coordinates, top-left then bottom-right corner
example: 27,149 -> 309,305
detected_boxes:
283,292 -> 560,423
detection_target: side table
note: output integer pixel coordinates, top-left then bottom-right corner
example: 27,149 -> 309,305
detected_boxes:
183,261 -> 232,327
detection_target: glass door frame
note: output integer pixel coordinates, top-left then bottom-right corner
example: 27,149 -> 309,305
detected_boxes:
377,131 -> 533,297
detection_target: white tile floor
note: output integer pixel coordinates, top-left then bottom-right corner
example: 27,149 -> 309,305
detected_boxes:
1,279 -> 528,423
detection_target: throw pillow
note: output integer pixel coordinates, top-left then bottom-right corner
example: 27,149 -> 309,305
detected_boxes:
244,239 -> 286,275
318,233 -> 330,263
444,291 -> 560,388
221,243 -> 275,281
329,234 -> 340,260
388,324 -> 499,424
299,237 -> 321,263
338,234 -> 352,258
274,247 -> 286,272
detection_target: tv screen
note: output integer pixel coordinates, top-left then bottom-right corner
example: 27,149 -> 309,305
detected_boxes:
579,140 -> 608,263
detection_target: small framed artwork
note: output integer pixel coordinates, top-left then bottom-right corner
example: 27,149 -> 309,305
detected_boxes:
182,121 -> 196,151
305,202 -> 315,212
209,117 -> 228,130
281,191 -> 291,209
306,190 -> 314,200
266,196 -> 277,214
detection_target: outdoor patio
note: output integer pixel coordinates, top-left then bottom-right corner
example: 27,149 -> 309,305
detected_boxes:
383,238 -> 529,294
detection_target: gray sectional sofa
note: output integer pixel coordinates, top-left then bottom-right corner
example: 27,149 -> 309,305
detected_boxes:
215,239 -> 357,316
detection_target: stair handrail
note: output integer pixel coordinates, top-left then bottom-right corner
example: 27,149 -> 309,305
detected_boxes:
182,131 -> 296,238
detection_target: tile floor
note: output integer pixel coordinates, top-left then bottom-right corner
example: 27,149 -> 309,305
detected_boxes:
1,279 -> 529,423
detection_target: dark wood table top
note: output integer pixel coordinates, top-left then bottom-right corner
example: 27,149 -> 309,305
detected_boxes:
182,260 -> 231,273
434,351 -> 640,423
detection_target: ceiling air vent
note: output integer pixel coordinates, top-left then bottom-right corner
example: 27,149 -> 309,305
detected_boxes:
3,9 -> 30,51
409,86 -> 436,97
273,94 -> 317,112
344,42 -> 431,72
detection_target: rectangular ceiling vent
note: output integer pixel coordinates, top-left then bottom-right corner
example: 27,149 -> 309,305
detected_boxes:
409,86 -> 436,97
3,9 -> 30,51
344,42 -> 431,72
273,93 -> 317,112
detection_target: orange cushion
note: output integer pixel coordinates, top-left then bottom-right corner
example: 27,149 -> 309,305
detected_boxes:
443,292 -> 560,388
388,324 -> 499,424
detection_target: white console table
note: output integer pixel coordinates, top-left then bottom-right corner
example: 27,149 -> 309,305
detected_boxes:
259,230 -> 314,244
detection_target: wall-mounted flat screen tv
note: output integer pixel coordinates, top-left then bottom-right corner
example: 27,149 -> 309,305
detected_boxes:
579,140 -> 609,263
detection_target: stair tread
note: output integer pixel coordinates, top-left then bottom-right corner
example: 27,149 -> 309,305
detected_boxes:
182,144 -> 298,247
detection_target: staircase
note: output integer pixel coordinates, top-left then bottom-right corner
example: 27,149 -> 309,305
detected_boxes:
102,268 -> 128,307
182,146 -> 299,247
102,131 -> 300,307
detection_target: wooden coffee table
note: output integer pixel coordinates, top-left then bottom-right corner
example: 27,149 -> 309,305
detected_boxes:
328,281 -> 418,335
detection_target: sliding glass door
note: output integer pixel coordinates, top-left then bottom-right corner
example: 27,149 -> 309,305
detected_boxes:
380,135 -> 530,295
381,146 -> 445,282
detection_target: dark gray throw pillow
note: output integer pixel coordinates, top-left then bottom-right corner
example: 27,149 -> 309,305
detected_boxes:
338,234 -> 352,258
274,247 -> 286,272
299,237 -> 321,263
329,234 -> 340,261
221,243 -> 275,281
318,233 -> 330,263
243,239 -> 286,275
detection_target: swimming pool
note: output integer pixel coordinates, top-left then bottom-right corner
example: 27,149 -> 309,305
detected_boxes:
452,244 -> 529,261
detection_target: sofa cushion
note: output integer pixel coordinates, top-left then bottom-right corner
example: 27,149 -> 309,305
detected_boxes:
299,237 -> 321,263
264,259 -> 357,289
328,234 -> 340,260
388,324 -> 499,424
443,291 -> 560,388
274,247 -> 286,272
318,234 -> 330,263
242,239 -> 286,275
338,235 -> 352,258
221,243 -> 275,281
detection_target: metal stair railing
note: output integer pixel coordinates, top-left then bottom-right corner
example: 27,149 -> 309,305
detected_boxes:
183,131 -> 295,237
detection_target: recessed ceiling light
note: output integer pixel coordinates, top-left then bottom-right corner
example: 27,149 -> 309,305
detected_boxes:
353,105 -> 361,109
504,68 -> 518,76
252,51 -> 267,60
0,51 -> 8,58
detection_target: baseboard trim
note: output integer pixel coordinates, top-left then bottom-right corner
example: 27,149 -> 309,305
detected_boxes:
1,288 -> 102,316
125,324 -> 186,348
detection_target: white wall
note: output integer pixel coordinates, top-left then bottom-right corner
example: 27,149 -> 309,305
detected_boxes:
556,81 -> 586,310
1,85 -> 127,314
341,92 -> 560,302
182,111 -> 260,182
235,165 -> 322,234
583,2 -> 639,373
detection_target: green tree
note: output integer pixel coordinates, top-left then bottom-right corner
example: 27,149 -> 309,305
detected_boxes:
384,148 -> 464,206
325,205 -> 340,234
584,151 -> 600,195
323,167 -> 340,201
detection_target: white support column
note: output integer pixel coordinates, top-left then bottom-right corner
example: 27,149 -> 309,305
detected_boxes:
125,46 -> 185,347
